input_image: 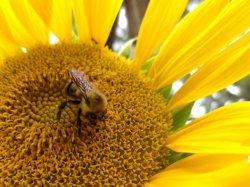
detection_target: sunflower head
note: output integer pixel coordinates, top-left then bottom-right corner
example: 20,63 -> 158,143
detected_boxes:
0,43 -> 171,186
1,0 -> 250,186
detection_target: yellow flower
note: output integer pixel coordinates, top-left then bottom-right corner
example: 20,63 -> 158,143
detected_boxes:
0,0 -> 250,186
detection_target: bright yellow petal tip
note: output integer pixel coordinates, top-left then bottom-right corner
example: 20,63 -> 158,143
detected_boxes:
151,0 -> 250,89
0,0 -> 36,47
30,0 -> 72,42
84,0 -> 123,46
168,32 -> 250,110
166,102 -> 250,154
9,0 -> 49,43
146,154 -> 250,187
72,0 -> 91,43
133,0 -> 188,70
149,0 -> 229,79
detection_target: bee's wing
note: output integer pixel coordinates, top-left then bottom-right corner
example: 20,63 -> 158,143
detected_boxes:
69,69 -> 93,105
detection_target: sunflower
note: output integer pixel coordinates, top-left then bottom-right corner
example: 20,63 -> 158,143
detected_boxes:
0,0 -> 250,186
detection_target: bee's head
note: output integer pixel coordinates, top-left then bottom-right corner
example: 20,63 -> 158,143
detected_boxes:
86,108 -> 107,125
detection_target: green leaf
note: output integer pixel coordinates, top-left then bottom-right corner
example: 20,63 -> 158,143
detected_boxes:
158,86 -> 172,101
118,38 -> 137,58
72,33 -> 80,43
172,102 -> 194,132
168,150 -> 193,165
141,56 -> 155,74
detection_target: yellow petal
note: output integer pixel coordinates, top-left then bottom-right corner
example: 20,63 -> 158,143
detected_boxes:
0,54 -> 3,63
0,34 -> 19,56
84,0 -> 123,46
0,7 -> 20,56
146,154 -> 250,187
166,102 -> 250,154
0,3 -> 16,44
133,0 -> 188,70
9,0 -> 49,43
72,0 -> 91,43
149,0 -> 229,78
28,0 -> 52,26
151,0 -> 250,88
168,32 -> 250,110
50,0 -> 72,42
0,0 -> 36,47
30,0 -> 72,42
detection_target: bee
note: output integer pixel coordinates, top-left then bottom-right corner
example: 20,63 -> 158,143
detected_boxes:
57,69 -> 107,130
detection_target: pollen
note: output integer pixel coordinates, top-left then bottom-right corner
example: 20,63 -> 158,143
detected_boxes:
0,43 -> 171,186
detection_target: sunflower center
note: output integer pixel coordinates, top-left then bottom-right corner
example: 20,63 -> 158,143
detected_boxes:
0,43 -> 171,186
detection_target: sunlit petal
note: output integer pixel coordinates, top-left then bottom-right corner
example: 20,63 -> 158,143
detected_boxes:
0,34 -> 19,56
146,154 -> 250,187
28,0 -> 52,27
0,0 -> 36,47
149,0 -> 229,78
30,0 -> 72,42
72,0 -> 91,43
84,0 -> 123,46
151,0 -> 250,88
50,0 -> 72,42
9,0 -> 49,43
166,102 -> 250,154
133,0 -> 188,70
0,3 -> 17,45
168,32 -> 250,110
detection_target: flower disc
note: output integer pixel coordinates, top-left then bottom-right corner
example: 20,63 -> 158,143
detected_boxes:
0,43 -> 171,186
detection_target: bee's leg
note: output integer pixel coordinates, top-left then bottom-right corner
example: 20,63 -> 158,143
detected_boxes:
68,100 -> 81,105
101,109 -> 107,126
91,37 -> 98,44
101,115 -> 106,126
86,113 -> 97,125
57,101 -> 68,120
76,108 -> 82,134
90,120 -> 97,125
57,100 -> 80,120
